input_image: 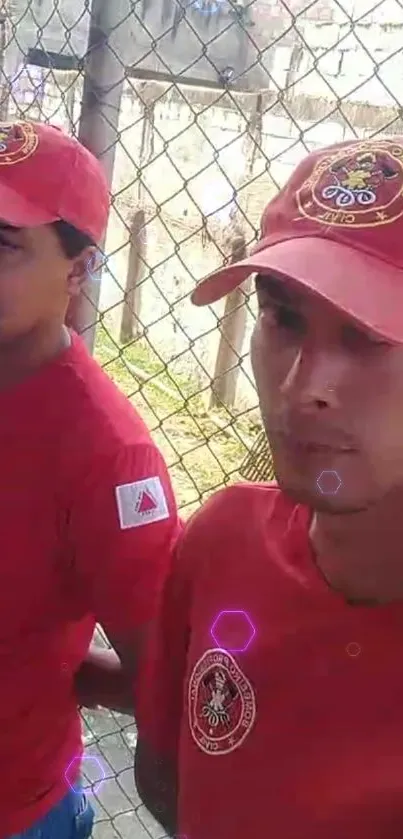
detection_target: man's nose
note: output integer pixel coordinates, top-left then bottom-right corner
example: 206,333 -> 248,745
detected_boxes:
280,344 -> 346,409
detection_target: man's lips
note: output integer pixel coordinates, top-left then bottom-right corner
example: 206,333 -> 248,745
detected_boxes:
278,433 -> 356,453
291,441 -> 355,453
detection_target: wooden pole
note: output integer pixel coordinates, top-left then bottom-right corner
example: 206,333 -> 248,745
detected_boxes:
209,93 -> 262,409
119,208 -> 147,344
209,233 -> 251,409
117,81 -> 155,339
64,73 -> 77,133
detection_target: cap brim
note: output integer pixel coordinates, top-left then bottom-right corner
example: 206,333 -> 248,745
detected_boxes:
191,236 -> 403,344
0,180 -> 59,227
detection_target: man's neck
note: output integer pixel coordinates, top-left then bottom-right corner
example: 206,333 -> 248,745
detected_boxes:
309,489 -> 403,604
0,323 -> 71,391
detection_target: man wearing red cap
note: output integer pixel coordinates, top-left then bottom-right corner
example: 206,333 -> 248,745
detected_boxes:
135,135 -> 403,839
0,119 -> 181,839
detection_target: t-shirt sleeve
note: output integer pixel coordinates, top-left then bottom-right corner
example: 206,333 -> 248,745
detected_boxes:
135,492 -> 230,762
67,440 -> 183,637
135,531 -> 192,759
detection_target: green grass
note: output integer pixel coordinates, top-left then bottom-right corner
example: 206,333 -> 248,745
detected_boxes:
94,321 -> 260,517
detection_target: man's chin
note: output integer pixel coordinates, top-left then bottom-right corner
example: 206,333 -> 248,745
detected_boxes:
276,474 -> 372,514
270,445 -> 376,514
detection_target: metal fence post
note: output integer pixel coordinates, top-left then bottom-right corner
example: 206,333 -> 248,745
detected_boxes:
69,0 -> 131,353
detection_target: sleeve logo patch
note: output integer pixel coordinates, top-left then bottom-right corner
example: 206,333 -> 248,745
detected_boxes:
115,476 -> 169,529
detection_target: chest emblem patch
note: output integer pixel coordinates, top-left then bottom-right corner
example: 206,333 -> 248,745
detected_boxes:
188,648 -> 256,755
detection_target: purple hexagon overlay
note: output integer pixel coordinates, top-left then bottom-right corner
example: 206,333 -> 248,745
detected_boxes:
316,470 -> 342,495
210,609 -> 256,653
65,754 -> 106,796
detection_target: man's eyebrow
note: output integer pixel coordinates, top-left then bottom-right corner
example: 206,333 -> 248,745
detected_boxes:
0,223 -> 22,234
255,273 -> 301,306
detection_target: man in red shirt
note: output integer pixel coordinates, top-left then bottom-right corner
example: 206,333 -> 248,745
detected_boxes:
135,136 -> 403,839
0,119 -> 181,838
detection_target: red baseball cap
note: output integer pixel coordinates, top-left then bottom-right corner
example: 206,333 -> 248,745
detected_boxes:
192,136 -> 403,344
0,119 -> 109,244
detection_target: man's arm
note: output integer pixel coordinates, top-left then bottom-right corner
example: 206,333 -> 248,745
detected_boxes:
133,535 -> 191,835
75,644 -> 137,715
67,439 -> 182,715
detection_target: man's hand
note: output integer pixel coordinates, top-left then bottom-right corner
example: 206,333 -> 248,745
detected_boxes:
75,643 -> 135,716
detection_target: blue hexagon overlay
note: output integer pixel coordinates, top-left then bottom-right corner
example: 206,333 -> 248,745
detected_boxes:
65,754 -> 106,796
210,609 -> 256,652
316,470 -> 342,495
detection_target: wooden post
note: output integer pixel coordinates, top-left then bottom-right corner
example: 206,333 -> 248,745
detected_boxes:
119,208 -> 147,344
209,93 -> 262,410
117,81 -> 155,339
64,73 -> 77,133
209,232 -> 251,409
136,81 -> 155,203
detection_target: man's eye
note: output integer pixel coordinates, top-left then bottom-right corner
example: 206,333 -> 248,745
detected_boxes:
275,305 -> 305,331
259,299 -> 304,332
0,237 -> 18,250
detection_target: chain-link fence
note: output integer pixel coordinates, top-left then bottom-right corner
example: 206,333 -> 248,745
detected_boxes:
2,0 -> 403,834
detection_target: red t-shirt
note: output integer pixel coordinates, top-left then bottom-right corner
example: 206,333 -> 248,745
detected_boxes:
0,330 -> 181,837
138,482 -> 403,839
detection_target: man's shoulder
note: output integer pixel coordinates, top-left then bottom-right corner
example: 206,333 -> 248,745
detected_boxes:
182,482 -> 297,547
174,483 -> 307,592
50,335 -> 156,486
190,480 -> 292,518
56,335 -> 150,451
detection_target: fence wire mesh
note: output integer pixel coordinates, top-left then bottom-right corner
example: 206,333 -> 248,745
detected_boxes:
2,0 -> 403,834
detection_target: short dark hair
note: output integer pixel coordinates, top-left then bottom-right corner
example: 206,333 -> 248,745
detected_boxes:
51,219 -> 95,258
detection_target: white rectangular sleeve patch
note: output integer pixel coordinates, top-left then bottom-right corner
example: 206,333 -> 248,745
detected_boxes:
115,476 -> 170,530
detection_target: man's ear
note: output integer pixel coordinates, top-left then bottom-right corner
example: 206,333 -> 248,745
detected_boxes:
66,246 -> 100,297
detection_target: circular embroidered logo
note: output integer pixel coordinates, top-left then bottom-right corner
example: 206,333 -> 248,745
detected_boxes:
296,139 -> 403,228
0,120 -> 39,165
188,648 -> 256,756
